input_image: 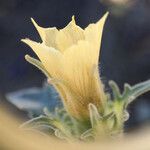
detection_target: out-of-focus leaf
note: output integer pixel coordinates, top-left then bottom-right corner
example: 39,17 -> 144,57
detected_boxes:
6,82 -> 62,117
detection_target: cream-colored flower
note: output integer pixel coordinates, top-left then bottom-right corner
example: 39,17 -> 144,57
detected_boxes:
22,13 -> 108,120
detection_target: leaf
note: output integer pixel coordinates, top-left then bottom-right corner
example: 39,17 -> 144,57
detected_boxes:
54,129 -> 67,140
103,112 -> 115,121
80,129 -> 93,140
88,103 -> 102,128
20,114 -> 73,139
109,80 -> 122,100
20,115 -> 56,131
122,80 -> 150,107
109,80 -> 150,108
43,107 -> 54,118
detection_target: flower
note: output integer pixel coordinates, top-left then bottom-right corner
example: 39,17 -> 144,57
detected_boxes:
22,13 -> 108,120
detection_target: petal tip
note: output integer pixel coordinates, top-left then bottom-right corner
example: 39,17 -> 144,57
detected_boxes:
31,18 -> 39,28
102,12 -> 109,21
71,15 -> 76,24
21,39 -> 40,49
21,38 -> 31,45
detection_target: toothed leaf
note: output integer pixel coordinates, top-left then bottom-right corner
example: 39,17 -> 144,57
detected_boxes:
122,80 -> 150,107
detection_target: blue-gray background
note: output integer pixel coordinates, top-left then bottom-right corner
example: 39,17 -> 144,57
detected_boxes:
0,0 -> 150,130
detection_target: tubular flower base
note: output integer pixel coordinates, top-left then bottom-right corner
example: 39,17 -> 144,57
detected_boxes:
21,13 -> 150,141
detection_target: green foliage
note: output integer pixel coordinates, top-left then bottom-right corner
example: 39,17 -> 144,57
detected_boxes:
21,80 -> 150,141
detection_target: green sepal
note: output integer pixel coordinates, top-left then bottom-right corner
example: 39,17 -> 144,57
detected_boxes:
88,103 -> 102,128
25,55 -> 50,78
109,80 -> 122,101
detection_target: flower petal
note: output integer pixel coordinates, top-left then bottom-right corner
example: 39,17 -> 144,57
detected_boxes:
22,39 -> 62,79
31,18 -> 59,49
48,78 -> 87,119
84,12 -> 108,56
63,41 -> 96,88
31,17 -> 85,52
55,16 -> 85,52
62,41 -> 105,107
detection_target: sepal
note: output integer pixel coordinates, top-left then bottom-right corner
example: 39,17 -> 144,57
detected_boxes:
25,55 -> 50,78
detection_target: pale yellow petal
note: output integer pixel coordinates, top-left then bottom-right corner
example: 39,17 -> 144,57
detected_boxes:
21,39 -> 62,79
48,78 -> 87,119
55,16 -> 85,52
31,18 -> 59,48
84,12 -> 108,57
62,41 -> 105,108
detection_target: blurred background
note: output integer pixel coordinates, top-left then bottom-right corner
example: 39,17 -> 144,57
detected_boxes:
0,0 -> 150,131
